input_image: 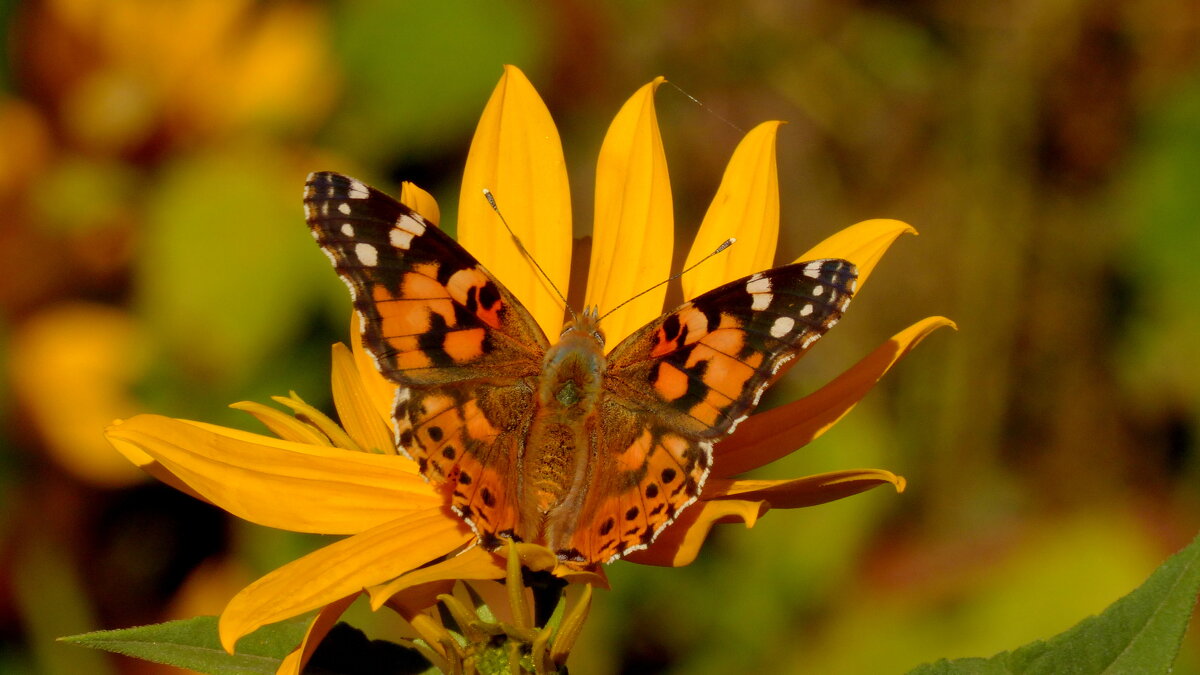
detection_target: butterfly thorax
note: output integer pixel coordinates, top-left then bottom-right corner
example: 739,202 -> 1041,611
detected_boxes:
518,313 -> 607,545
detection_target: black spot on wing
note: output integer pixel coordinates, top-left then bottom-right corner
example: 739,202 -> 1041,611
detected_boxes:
478,282 -> 501,311
662,313 -> 682,342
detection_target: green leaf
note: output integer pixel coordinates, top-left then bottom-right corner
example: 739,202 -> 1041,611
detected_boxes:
61,615 -> 306,675
62,617 -> 438,675
909,531 -> 1200,674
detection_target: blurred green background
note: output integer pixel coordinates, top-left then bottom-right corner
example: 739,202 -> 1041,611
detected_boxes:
2,0 -> 1199,673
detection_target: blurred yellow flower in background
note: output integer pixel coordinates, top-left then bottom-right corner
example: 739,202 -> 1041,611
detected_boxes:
19,0 -> 336,155
10,303 -> 148,486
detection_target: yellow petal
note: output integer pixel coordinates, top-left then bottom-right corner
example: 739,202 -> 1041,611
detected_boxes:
105,414 -> 438,534
367,547 -> 505,610
348,315 -> 399,426
274,594 -> 357,675
552,565 -> 609,589
459,65 -> 572,337
624,499 -> 766,568
229,401 -> 332,447
399,180 -> 440,226
682,121 -> 782,300
705,469 -> 905,509
106,419 -> 208,502
585,77 -> 673,344
714,316 -> 956,476
271,393 -> 361,452
796,218 -> 917,290
219,509 -> 471,653
387,583 -> 458,666
331,343 -> 396,454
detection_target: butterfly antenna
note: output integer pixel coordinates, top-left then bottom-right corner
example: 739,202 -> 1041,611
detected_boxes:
482,189 -> 578,322
597,238 -> 736,323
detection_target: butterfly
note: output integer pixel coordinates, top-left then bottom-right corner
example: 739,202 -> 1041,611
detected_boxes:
304,172 -> 857,568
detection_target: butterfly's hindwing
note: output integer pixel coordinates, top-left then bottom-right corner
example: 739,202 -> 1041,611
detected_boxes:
304,172 -> 548,387
607,259 -> 858,439
562,407 -> 710,563
396,382 -> 529,546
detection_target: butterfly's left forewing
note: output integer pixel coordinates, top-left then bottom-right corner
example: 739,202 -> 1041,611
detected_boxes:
303,172 -> 549,387
305,172 -> 548,549
570,259 -> 858,563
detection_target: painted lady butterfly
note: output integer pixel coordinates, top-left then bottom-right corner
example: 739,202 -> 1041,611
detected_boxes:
305,172 -> 857,568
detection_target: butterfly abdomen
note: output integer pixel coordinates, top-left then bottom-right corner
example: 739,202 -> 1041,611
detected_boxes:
516,323 -> 607,541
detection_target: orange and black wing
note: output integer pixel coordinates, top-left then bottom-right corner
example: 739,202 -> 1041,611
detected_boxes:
305,172 -> 545,539
565,260 -> 857,564
304,171 -> 549,387
606,259 -> 857,438
396,383 -> 530,548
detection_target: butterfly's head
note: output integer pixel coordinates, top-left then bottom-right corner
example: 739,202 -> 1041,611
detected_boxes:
558,306 -> 606,349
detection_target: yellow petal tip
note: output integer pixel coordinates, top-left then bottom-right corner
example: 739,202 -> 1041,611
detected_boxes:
217,620 -> 238,655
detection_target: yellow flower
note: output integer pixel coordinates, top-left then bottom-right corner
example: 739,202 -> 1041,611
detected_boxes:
11,303 -> 149,487
105,65 -> 952,673
21,0 -> 335,155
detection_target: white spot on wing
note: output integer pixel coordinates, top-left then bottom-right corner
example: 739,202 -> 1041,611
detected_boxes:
355,243 -> 379,266
396,214 -> 427,235
812,284 -> 825,296
337,203 -> 351,215
341,223 -> 355,237
390,228 -> 415,250
746,272 -> 770,293
770,316 -> 794,338
747,273 -> 772,310
803,261 -> 824,278
348,178 -> 369,199
800,304 -> 814,317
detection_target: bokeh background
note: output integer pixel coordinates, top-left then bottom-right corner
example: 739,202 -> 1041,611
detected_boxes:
2,1 -> 1199,673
